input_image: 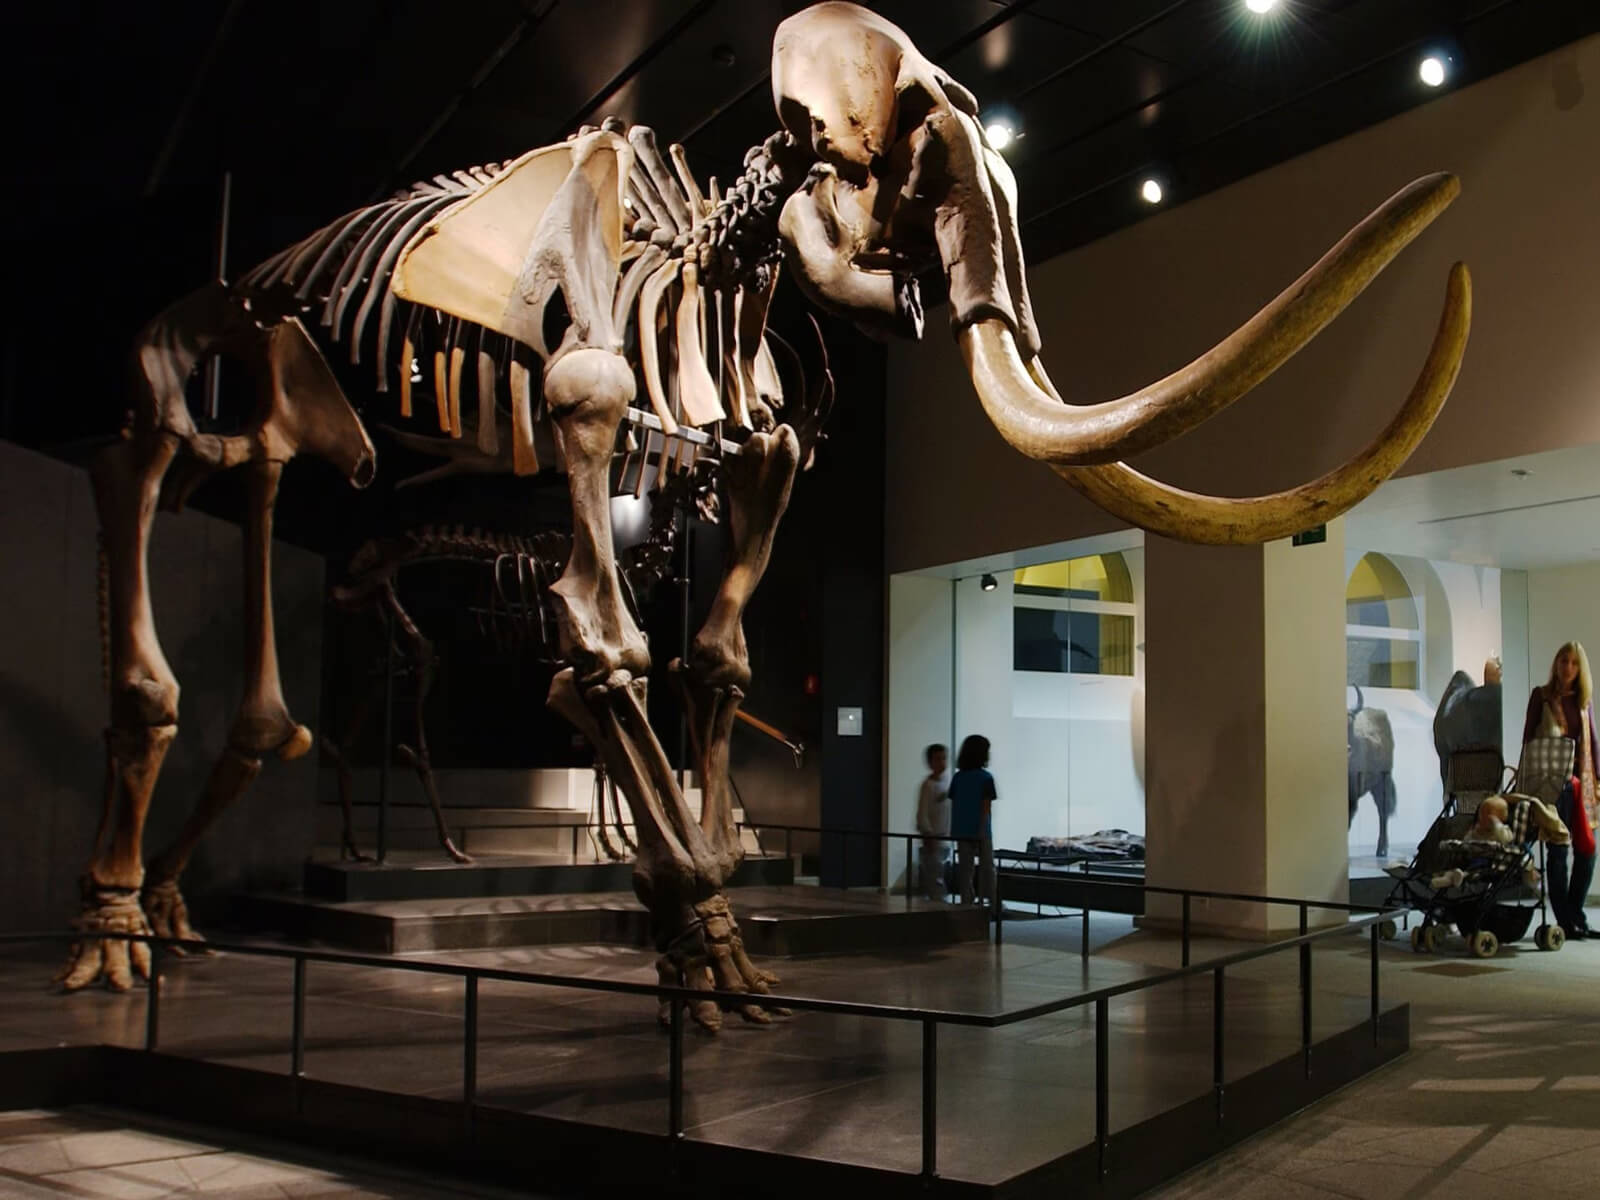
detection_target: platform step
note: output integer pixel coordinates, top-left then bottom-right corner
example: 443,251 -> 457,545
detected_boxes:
318,799 -> 755,860
319,766 -> 701,812
297,851 -> 795,903
233,884 -> 990,956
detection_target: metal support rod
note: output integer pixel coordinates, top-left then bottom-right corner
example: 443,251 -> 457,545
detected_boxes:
906,835 -> 913,910
921,1018 -> 938,1178
677,519 -> 692,790
1212,967 -> 1225,1123
669,995 -> 685,1140
463,974 -> 479,1113
1096,996 -> 1110,1177
991,846 -> 1003,945
204,170 -> 232,421
786,826 -> 793,866
144,941 -> 162,1052
1181,893 -> 1191,967
291,957 -> 307,1077
1081,905 -> 1091,960
377,608 -> 395,864
841,829 -> 847,889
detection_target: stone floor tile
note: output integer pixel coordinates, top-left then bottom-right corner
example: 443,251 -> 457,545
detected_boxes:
42,1157 -> 195,1198
54,1128 -> 204,1170
1286,1158 -> 1436,1197
0,1139 -> 76,1175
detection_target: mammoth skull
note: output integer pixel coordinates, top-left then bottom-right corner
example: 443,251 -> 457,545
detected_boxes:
770,2 -> 1471,545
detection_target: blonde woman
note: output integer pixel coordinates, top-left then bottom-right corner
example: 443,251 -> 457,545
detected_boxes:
1522,642 -> 1599,938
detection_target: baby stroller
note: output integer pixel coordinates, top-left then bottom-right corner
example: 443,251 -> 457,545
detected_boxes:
1382,743 -> 1569,958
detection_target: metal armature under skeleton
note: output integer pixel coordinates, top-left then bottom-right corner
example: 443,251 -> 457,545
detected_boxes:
69,3 -> 1469,1031
322,457 -> 697,866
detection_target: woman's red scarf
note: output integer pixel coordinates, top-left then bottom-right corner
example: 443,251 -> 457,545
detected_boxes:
1545,692 -> 1598,857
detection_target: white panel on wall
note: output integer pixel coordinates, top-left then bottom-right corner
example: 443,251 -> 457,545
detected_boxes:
886,574 -> 954,889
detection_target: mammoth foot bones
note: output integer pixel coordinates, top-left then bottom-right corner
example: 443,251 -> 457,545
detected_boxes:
56,878 -> 209,992
654,892 -> 789,1033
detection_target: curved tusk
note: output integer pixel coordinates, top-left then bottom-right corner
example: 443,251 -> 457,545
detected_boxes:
1055,262 -> 1471,545
638,257 -> 681,435
960,173 -> 1461,466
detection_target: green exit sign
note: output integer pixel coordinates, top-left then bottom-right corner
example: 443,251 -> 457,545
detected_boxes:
1292,524 -> 1327,547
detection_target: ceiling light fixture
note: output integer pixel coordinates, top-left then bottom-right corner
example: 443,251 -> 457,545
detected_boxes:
980,573 -> 998,592
984,120 -> 1015,151
1419,55 -> 1448,87
1140,178 -> 1164,205
1245,0 -> 1279,13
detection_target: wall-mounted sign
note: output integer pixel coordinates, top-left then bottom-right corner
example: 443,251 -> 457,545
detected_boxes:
836,707 -> 863,736
1292,524 -> 1327,547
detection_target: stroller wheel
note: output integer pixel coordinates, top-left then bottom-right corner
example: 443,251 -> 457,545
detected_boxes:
1410,926 -> 1430,953
1378,919 -> 1399,941
1470,930 -> 1499,959
1535,924 -> 1565,952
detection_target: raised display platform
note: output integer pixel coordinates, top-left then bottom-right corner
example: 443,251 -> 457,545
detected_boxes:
299,849 -> 794,903
236,883 -> 989,955
0,927 -> 1409,1199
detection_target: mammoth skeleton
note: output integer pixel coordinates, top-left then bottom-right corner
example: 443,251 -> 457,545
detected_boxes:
65,2 -> 1470,1031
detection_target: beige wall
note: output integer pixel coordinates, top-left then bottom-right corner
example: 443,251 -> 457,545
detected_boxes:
887,35 -> 1600,574
1527,562 -> 1600,700
1263,521 -> 1350,922
1143,539 -> 1266,928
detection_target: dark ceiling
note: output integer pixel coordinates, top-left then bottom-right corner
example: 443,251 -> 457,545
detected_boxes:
3,0 -> 1595,498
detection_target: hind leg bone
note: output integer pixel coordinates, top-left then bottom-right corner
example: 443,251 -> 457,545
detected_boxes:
59,434 -> 181,991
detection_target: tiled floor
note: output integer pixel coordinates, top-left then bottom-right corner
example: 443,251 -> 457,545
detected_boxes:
0,1106 -> 548,1198
1144,902 -> 1600,1199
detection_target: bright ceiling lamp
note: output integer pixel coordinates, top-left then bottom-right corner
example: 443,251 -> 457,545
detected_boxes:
984,120 -> 1015,151
1245,0 -> 1279,13
1140,178 -> 1164,205
1419,55 -> 1448,87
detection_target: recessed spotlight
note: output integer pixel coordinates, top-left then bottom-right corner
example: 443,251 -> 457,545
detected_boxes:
1245,0 -> 1278,13
984,121 -> 1015,151
980,573 -> 998,592
1140,178 -> 1164,205
1419,55 -> 1447,87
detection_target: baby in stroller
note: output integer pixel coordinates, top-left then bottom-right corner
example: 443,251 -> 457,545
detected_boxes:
1429,794 -> 1569,890
1388,785 -> 1571,958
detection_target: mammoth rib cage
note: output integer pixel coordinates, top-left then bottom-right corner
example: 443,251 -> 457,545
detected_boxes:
232,133 -> 785,460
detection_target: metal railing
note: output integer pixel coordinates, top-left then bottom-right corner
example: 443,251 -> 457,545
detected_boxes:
3,897 -> 1400,1183
993,851 -> 1391,968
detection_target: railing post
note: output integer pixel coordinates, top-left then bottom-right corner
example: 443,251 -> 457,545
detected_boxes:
1300,919 -> 1313,1078
1096,996 -> 1110,1178
906,835 -> 914,910
1181,893 -> 1191,967
1370,922 -> 1380,1045
841,830 -> 848,890
1212,967 -> 1225,1124
991,850 -> 1002,945
921,1018 -> 938,1179
378,609 -> 394,864
1081,904 -> 1090,960
291,956 -> 307,1087
144,940 -> 161,1052
669,993 -> 685,1142
463,973 -> 479,1119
